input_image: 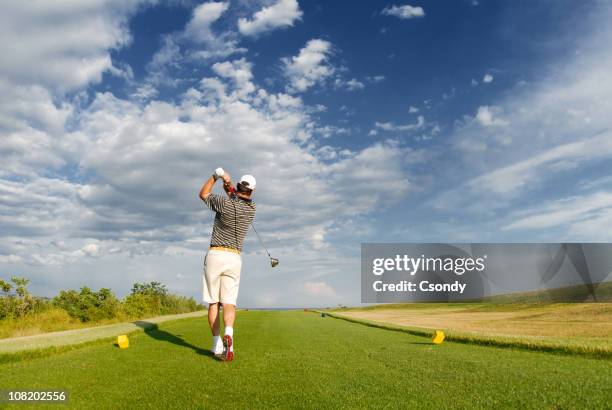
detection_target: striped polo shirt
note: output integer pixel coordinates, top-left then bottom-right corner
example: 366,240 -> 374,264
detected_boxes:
202,193 -> 256,252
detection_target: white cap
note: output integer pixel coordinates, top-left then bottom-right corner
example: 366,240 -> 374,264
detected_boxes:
239,174 -> 256,190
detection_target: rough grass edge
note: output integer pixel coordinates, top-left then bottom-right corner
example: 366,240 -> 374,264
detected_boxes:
317,311 -> 612,360
0,315 -> 201,365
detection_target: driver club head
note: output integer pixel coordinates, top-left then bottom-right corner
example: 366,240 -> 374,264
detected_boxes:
270,257 -> 279,268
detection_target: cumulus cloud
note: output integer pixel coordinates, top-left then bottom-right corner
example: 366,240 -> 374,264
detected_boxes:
144,1 -> 245,90
81,243 -> 102,258
238,0 -> 303,37
0,0 -> 145,92
483,73 -> 494,83
184,1 -> 229,41
182,1 -> 246,60
382,4 -> 425,19
334,78 -> 365,91
474,106 -> 508,127
1,41 -> 411,307
282,39 -> 335,93
212,58 -> 256,98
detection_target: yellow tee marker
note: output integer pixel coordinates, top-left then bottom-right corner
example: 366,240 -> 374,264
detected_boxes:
432,330 -> 445,345
117,334 -> 129,349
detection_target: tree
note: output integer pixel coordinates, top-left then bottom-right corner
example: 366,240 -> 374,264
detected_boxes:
0,279 -> 12,294
131,281 -> 168,297
11,276 -> 30,297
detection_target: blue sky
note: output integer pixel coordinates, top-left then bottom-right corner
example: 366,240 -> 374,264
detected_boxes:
1,0 -> 611,307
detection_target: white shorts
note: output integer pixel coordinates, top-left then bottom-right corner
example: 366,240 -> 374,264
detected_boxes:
202,249 -> 242,305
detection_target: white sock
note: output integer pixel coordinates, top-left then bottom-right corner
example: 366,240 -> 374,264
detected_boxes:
225,326 -> 234,352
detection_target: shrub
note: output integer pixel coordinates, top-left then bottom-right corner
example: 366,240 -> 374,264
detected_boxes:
0,307 -> 77,339
0,276 -> 43,320
122,293 -> 162,318
53,287 -> 119,322
123,281 -> 202,318
161,294 -> 199,314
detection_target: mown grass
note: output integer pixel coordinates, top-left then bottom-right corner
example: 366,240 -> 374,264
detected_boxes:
0,321 -> 161,365
323,311 -> 612,358
335,283 -> 612,356
1,311 -> 611,409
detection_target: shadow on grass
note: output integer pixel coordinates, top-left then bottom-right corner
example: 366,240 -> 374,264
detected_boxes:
133,321 -> 220,361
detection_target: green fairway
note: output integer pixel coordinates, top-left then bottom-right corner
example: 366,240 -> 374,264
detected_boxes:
1,311 -> 610,409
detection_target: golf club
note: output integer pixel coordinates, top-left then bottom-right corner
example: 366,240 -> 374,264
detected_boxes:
251,223 -> 279,268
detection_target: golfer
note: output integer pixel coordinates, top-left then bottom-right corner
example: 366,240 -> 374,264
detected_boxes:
199,168 -> 256,361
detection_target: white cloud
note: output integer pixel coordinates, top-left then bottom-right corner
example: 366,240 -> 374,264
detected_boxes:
430,8 -> 612,232
469,131 -> 612,196
408,105 -> 419,113
81,243 -> 101,258
382,4 -> 425,19
374,115 -> 425,132
282,39 -> 335,93
182,2 -> 246,59
144,1 -> 245,89
334,78 -> 365,91
1,55 -> 412,273
471,78 -> 479,87
184,1 -> 229,41
133,83 -> 159,100
0,0 -> 420,307
483,73 -> 494,83
345,78 -> 365,90
475,106 -> 508,127
365,75 -> 385,83
212,58 -> 256,99
0,0 -> 145,92
503,191 -> 612,237
313,126 -> 350,139
238,0 -> 303,37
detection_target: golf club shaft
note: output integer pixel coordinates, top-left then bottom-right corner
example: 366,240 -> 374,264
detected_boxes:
251,223 -> 272,258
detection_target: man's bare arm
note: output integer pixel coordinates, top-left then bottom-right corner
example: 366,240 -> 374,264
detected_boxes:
199,175 -> 217,200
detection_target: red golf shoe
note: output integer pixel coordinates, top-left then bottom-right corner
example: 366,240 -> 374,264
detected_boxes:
222,335 -> 234,362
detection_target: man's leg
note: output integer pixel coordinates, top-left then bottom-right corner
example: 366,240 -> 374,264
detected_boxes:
222,303 -> 235,361
222,303 -> 235,328
220,255 -> 241,361
208,302 -> 223,355
208,302 -> 221,336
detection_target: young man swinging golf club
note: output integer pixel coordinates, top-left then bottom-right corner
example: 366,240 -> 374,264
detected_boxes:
199,168 -> 256,361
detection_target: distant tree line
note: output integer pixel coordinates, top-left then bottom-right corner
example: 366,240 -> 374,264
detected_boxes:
0,276 -> 205,323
